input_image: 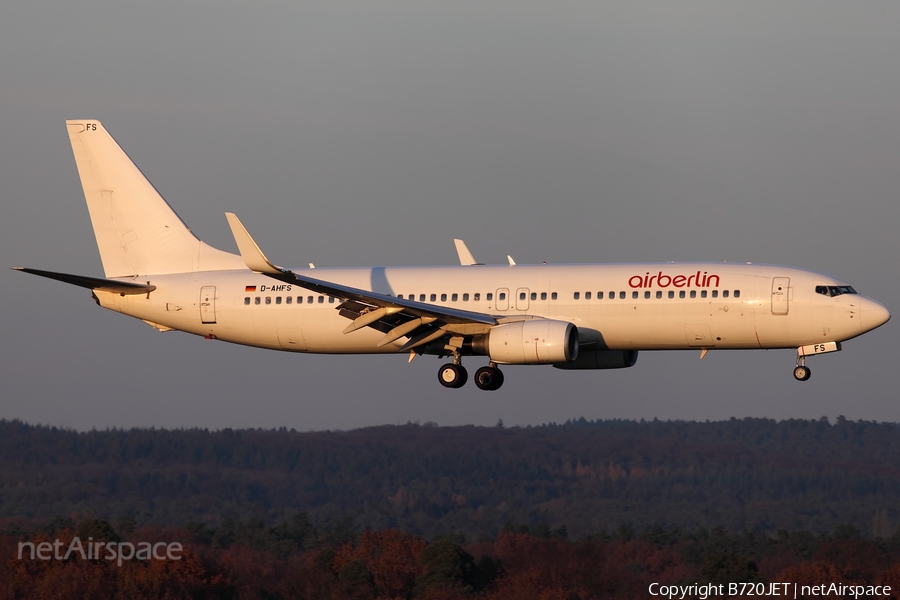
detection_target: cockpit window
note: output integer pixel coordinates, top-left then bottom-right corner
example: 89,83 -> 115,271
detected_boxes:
816,285 -> 858,297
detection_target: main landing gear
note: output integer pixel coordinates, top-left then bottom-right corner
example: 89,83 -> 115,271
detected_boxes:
438,363 -> 468,388
793,355 -> 811,382
437,357 -> 504,391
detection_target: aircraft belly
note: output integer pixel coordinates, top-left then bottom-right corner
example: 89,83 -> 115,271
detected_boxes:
588,303 -> 760,350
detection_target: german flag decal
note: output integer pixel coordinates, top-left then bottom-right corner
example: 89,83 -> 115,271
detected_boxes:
245,285 -> 257,292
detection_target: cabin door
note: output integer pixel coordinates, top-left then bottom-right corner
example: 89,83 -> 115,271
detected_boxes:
200,286 -> 217,324
771,278 -> 790,315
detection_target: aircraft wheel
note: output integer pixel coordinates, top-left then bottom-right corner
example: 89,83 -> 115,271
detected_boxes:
492,368 -> 504,390
793,365 -> 811,381
474,366 -> 503,391
438,363 -> 467,388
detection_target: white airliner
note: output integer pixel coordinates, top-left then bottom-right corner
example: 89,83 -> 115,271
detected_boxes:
14,120 -> 891,390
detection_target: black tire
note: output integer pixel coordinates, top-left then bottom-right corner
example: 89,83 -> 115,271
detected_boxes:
492,368 -> 504,390
793,366 -> 811,381
474,366 -> 496,391
475,366 -> 505,391
438,364 -> 467,388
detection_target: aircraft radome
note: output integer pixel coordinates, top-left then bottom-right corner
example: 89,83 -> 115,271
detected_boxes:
13,121 -> 891,390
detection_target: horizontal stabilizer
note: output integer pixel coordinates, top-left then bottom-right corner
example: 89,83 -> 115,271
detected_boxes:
12,267 -> 156,295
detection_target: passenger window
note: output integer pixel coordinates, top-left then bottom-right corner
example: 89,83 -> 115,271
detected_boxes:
690,290 -> 696,299
551,292 -> 557,300
723,290 -> 729,298
668,291 -> 674,299
574,292 -> 580,300
619,291 -> 626,299
540,292 -> 547,300
499,292 -> 506,301
244,297 -> 250,305
474,293 -> 481,301
585,292 -> 591,300
520,292 -> 527,300
487,293 -> 493,301
255,297 -> 261,305
679,291 -> 685,298
265,297 -> 271,305
318,296 -> 325,303
609,291 -> 615,299
329,296 -> 335,303
463,293 -> 469,301
286,296 -> 292,304
307,296 -> 313,304
531,292 -> 537,301
440,293 -> 446,302
430,294 -> 437,302
656,291 -> 662,299
711,290 -> 718,298
451,293 -> 458,302
632,291 -> 638,299
598,292 -> 604,299
644,291 -> 650,299
701,290 -> 707,299
734,290 -> 741,298
276,297 -> 282,305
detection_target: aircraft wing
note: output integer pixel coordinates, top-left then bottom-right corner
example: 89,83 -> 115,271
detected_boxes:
225,213 -> 497,351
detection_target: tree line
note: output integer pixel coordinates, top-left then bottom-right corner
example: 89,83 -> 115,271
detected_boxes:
2,416 -> 900,538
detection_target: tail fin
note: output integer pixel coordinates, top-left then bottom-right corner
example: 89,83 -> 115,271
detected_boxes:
66,120 -> 244,277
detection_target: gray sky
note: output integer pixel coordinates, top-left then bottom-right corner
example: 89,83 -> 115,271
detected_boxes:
2,1 -> 898,431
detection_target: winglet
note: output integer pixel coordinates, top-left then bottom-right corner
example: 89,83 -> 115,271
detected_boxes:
225,213 -> 285,274
453,239 -> 479,266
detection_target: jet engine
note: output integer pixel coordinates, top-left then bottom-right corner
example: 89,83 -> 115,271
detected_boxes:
473,320 -> 578,365
553,349 -> 639,370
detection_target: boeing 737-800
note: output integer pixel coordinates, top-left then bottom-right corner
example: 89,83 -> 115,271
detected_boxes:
13,120 -> 891,390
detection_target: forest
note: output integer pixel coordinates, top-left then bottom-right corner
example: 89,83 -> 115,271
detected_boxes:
4,417 -> 900,597
1,417 -> 899,539
4,517 -> 900,599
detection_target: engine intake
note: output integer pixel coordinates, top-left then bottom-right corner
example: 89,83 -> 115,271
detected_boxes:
474,320 -> 578,365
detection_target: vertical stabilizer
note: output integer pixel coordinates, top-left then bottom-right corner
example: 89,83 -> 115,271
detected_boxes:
66,120 -> 244,276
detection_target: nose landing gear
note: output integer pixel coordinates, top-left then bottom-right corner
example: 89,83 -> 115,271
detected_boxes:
793,354 -> 811,381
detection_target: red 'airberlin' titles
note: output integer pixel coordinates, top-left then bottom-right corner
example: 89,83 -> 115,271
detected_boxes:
628,271 -> 720,289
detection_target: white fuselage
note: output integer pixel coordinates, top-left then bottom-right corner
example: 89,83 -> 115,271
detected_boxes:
94,262 -> 886,355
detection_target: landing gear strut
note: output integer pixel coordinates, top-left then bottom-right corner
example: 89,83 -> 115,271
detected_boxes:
793,354 -> 811,381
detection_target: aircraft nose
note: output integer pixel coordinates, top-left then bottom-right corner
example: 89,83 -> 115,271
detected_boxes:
860,297 -> 891,333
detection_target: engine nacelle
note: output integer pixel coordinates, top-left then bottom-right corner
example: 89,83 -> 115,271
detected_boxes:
553,350 -> 639,370
475,320 -> 578,365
